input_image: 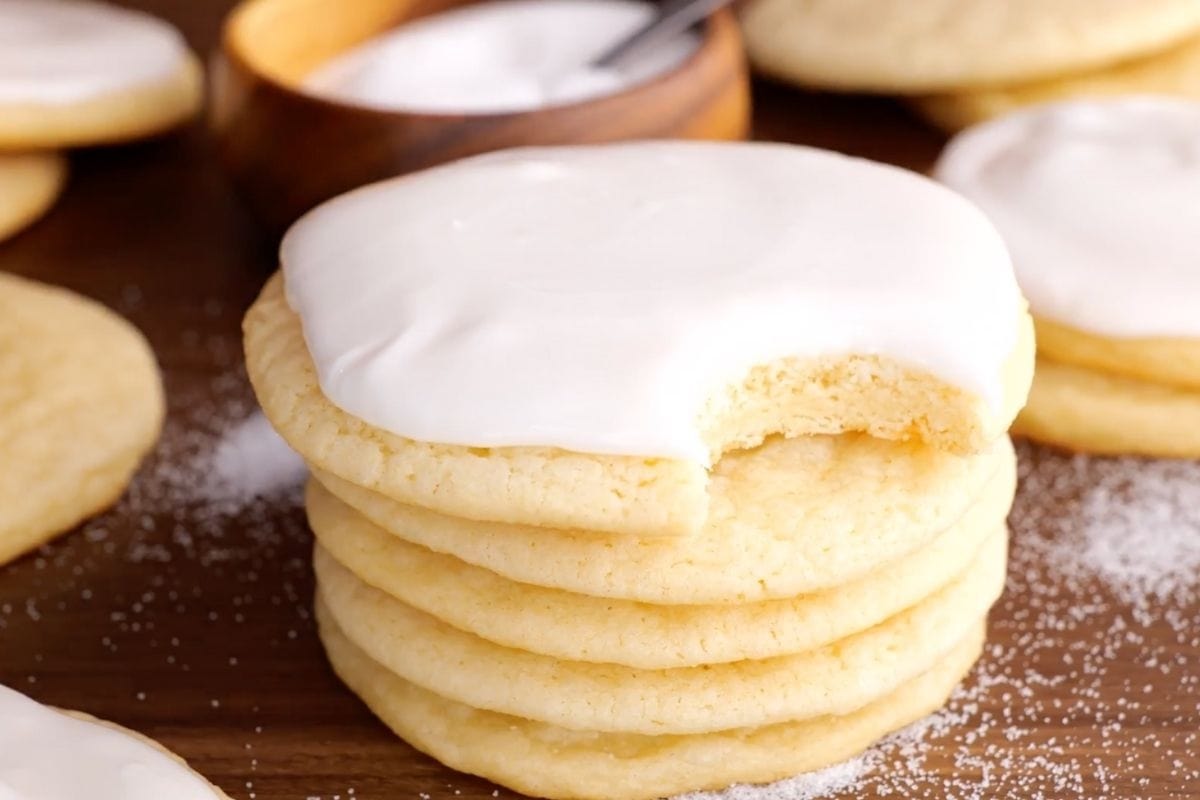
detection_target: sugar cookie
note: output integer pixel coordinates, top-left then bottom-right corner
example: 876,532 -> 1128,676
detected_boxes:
936,96 -> 1200,456
0,683 -> 230,799
0,273 -> 164,566
310,434 -> 1014,604
0,152 -> 66,242
1034,317 -> 1200,393
741,0 -> 1200,93
315,531 -> 1005,735
248,142 -> 1033,537
1014,359 -> 1200,458
0,0 -> 202,149
935,97 -> 1200,344
917,34 -> 1200,130
311,487 -> 1004,667
319,611 -> 985,800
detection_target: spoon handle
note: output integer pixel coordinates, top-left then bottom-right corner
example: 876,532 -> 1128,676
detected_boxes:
591,0 -> 735,69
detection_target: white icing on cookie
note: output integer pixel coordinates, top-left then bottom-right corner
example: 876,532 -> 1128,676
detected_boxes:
282,141 -> 1021,462
935,96 -> 1200,338
0,0 -> 189,105
303,0 -> 699,114
0,683 -> 220,799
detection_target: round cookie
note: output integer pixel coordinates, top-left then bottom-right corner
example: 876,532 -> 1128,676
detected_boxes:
935,97 -> 1200,434
310,484 -> 1007,668
0,683 -> 230,799
250,142 -> 1034,539
741,0 -> 1200,93
0,0 -> 202,149
314,531 -> 1006,735
0,273 -> 164,566
311,434 -> 1015,604
1034,316 -> 1200,392
0,152 -> 66,243
917,34 -> 1200,130
935,97 -> 1200,344
1013,358 -> 1200,458
319,611 -> 985,800
252,272 -> 1030,538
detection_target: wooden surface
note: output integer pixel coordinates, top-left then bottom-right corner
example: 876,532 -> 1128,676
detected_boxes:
1,3 -> 1197,799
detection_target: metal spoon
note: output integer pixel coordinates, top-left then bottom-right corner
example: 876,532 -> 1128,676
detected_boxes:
591,0 -> 737,69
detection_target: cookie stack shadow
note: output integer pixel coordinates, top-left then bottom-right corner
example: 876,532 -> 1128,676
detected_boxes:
243,271 -> 1036,800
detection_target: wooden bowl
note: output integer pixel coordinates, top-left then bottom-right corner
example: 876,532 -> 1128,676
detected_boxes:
211,0 -> 751,234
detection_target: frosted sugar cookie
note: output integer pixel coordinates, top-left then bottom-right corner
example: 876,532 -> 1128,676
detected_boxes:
311,434 -> 1015,604
740,0 -> 1200,93
319,614 -> 984,800
936,97 -> 1200,453
917,34 -> 1200,130
310,489 -> 1005,668
0,152 -> 66,242
314,530 -> 1005,735
935,97 -> 1200,360
0,0 -> 202,149
246,141 -> 1032,537
0,273 -> 163,566
1013,359 -> 1200,458
0,683 -> 230,799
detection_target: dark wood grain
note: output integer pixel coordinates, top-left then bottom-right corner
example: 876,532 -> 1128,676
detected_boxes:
213,0 -> 749,233
1,3 -> 1197,799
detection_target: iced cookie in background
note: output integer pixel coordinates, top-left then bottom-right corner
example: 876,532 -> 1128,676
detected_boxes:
936,96 -> 1200,457
917,31 -> 1200,131
0,683 -> 230,799
0,272 -> 164,566
245,140 -> 1033,797
739,0 -> 1200,94
246,142 -> 1034,539
0,151 -> 65,243
0,0 -> 203,149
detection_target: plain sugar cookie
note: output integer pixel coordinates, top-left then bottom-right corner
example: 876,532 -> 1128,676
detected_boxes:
0,683 -> 230,799
309,491 -> 1006,667
1034,316 -> 1200,393
0,0 -> 202,149
314,531 -> 1006,735
310,434 -> 1015,604
0,273 -> 164,566
0,151 -> 66,243
741,0 -> 1200,93
1014,359 -> 1200,458
916,34 -> 1200,130
318,611 -> 985,800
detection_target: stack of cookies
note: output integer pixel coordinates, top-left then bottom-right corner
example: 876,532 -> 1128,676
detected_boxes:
245,142 -> 1035,799
739,0 -> 1200,130
936,96 -> 1200,458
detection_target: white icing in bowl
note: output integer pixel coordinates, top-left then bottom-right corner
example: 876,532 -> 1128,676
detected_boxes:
302,0 -> 699,114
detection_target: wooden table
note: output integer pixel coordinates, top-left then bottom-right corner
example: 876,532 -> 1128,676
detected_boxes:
2,3 -> 1197,798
